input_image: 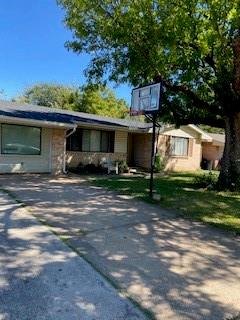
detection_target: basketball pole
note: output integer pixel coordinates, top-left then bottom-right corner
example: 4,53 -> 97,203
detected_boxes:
149,112 -> 157,198
130,81 -> 161,199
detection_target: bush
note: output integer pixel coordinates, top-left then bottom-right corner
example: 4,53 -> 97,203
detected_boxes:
67,162 -> 85,174
154,154 -> 165,173
70,163 -> 104,174
84,163 -> 103,173
117,160 -> 129,174
194,171 -> 218,189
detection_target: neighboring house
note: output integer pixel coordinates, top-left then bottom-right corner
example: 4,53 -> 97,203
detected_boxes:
0,100 -> 223,174
202,133 -> 225,169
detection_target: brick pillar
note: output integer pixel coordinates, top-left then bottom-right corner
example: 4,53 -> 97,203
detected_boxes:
51,129 -> 66,175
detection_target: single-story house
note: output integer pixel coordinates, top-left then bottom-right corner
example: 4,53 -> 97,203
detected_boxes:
0,100 -> 222,174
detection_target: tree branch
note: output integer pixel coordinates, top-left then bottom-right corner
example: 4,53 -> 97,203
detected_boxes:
161,78 -> 216,111
177,41 -> 216,73
175,115 -> 225,128
161,96 -> 224,128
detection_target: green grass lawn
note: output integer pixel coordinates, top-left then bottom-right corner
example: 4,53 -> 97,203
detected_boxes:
90,171 -> 240,234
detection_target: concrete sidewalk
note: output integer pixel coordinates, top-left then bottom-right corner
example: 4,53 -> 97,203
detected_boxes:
0,174 -> 240,320
0,191 -> 145,320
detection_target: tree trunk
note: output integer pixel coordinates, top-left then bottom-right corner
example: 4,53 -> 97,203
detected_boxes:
218,34 -> 240,190
218,112 -> 240,190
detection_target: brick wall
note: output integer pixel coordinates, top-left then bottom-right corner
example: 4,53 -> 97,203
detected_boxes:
202,142 -> 224,169
66,152 -> 126,168
51,128 -> 66,175
132,133 -> 202,171
165,138 -> 202,171
132,133 -> 152,168
202,143 -> 223,160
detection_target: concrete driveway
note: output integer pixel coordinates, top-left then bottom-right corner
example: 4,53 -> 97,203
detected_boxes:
0,174 -> 239,320
0,189 -> 145,320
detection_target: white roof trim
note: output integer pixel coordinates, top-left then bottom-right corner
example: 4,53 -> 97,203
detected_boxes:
154,124 -> 213,141
0,115 -> 76,129
75,121 -> 150,132
188,124 -> 213,141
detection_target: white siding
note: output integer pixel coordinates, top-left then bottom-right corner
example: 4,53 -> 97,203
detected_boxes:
0,125 -> 51,173
114,131 -> 128,153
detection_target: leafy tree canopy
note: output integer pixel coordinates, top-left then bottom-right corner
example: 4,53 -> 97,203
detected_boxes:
199,125 -> 224,134
17,84 -> 78,110
74,84 -> 128,118
16,83 -> 128,118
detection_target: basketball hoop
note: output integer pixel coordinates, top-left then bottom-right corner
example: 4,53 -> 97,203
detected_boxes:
130,82 -> 161,116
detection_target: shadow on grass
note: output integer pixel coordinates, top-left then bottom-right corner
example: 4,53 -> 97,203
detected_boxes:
92,173 -> 240,233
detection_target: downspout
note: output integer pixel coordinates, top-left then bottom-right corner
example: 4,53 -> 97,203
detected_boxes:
63,126 -> 77,174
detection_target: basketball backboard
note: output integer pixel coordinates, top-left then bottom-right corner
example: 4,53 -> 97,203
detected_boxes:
130,82 -> 161,116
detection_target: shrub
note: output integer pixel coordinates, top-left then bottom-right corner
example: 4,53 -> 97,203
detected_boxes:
84,163 -> 103,173
194,171 -> 218,189
154,154 -> 165,173
117,160 -> 129,174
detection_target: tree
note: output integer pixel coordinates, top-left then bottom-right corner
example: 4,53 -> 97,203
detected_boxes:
16,84 -> 79,110
58,0 -> 240,190
199,125 -> 224,134
16,83 -> 128,118
74,84 -> 128,118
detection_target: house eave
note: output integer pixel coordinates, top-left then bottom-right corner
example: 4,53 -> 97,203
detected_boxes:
75,121 -> 150,133
0,115 -> 76,129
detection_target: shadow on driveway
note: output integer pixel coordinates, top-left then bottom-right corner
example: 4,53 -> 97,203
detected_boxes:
1,174 -> 240,320
0,190 -> 145,320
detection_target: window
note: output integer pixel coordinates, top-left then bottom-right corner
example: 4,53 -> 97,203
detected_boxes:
1,124 -> 41,155
66,128 -> 82,151
67,129 -> 115,153
170,137 -> 189,156
80,129 -> 89,151
90,130 -> 101,152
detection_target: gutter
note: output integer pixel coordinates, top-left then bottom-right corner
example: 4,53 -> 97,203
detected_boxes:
75,121 -> 128,131
63,126 -> 77,174
0,115 -> 76,129
75,121 -> 150,133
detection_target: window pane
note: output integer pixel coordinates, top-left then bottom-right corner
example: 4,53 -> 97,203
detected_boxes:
1,124 -> 41,155
90,130 -> 101,152
109,132 -> 115,153
67,129 -> 82,151
82,130 -> 91,151
171,137 -> 188,156
101,131 -> 109,152
150,86 -> 159,110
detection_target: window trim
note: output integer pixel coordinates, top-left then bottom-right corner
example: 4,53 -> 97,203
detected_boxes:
66,128 -> 115,153
170,136 -> 189,157
1,123 -> 42,156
